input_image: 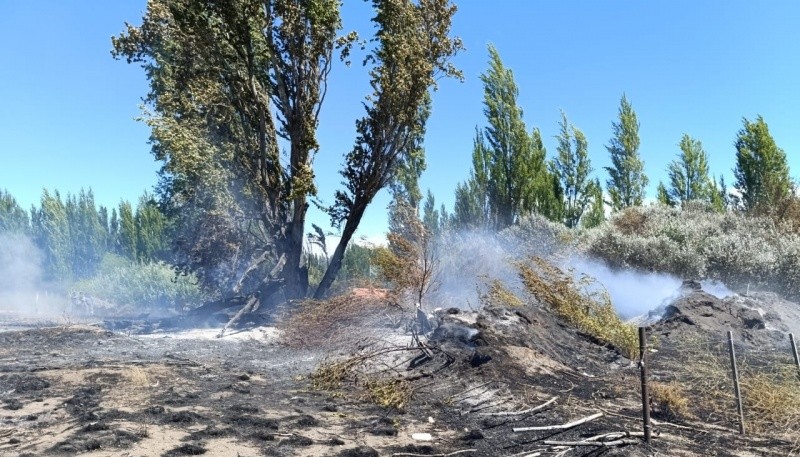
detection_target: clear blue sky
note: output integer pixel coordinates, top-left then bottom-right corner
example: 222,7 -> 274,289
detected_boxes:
2,1 -> 799,241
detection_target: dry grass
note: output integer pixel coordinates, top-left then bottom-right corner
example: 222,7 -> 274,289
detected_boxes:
517,257 -> 639,359
661,335 -> 800,442
481,279 -> 524,308
650,381 -> 693,421
125,366 -> 151,387
739,365 -> 800,434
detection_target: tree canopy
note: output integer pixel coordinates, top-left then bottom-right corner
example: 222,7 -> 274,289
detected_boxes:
605,94 -> 648,211
113,0 -> 462,304
733,116 -> 791,212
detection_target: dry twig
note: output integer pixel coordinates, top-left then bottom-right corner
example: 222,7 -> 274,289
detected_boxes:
480,396 -> 557,417
513,412 -> 603,432
392,450 -> 476,457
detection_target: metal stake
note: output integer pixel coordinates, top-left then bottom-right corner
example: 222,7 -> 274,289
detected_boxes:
728,330 -> 745,435
639,327 -> 651,443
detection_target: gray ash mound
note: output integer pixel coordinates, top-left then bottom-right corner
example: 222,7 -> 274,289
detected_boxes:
650,280 -> 800,348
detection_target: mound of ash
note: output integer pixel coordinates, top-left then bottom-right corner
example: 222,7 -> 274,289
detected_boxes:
651,280 -> 800,347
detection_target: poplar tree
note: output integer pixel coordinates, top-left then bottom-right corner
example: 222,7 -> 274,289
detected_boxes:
733,116 -> 791,211
553,111 -> 593,228
0,190 -> 29,234
581,179 -> 605,229
114,0 -> 462,302
667,134 -> 713,205
454,45 -> 559,230
605,94 -> 648,210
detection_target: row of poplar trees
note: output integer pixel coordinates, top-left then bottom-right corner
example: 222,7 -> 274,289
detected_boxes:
447,45 -> 792,232
0,189 -> 169,281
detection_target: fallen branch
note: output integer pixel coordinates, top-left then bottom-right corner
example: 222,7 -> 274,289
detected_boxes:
218,254 -> 286,337
0,429 -> 12,438
392,450 -> 476,457
218,295 -> 259,338
232,251 -> 270,295
480,396 -> 557,417
544,439 -> 639,447
513,412 -> 603,432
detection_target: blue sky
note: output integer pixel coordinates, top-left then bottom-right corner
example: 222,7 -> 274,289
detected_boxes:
1,1 -> 799,241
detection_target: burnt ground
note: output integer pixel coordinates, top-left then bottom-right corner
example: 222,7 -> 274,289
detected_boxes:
0,294 -> 796,457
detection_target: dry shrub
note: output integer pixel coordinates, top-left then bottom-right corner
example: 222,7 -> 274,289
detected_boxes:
517,257 -> 638,359
125,366 -> 150,387
279,292 -> 400,349
612,207 -> 648,235
650,381 -> 693,421
481,279 -> 524,307
365,378 -> 412,409
310,354 -> 413,409
309,357 -> 361,391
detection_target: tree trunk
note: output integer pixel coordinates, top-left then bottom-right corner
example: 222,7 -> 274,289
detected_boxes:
313,202 -> 368,299
281,200 -> 310,300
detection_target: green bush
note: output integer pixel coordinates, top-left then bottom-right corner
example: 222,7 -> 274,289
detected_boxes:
581,203 -> 800,299
72,254 -> 205,313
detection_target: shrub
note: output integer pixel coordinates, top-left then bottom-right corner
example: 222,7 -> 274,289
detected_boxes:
71,253 -> 205,313
582,204 -> 800,299
517,256 -> 639,359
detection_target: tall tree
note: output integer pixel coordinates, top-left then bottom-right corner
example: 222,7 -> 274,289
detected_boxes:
314,0 -> 462,298
733,116 -> 791,211
421,189 -> 440,237
114,0 -> 349,301
656,182 -> 673,206
667,134 -> 713,205
0,189 -> 29,234
32,190 -> 71,280
118,201 -> 137,261
453,45 -> 558,230
135,192 -> 170,263
581,179 -> 605,229
66,189 -> 106,278
605,94 -> 648,210
553,111 -> 593,228
114,0 -> 461,304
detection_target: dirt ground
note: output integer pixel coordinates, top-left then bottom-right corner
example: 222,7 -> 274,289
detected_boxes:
0,290 -> 797,457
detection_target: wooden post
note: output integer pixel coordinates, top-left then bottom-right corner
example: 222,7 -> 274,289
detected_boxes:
790,333 -> 800,376
639,327 -> 651,443
727,330 -> 745,435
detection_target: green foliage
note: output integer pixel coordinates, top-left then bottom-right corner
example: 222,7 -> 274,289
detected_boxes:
667,134 -> 714,205
583,204 -> 800,299
73,253 -> 204,311
656,182 -> 673,206
316,0 -> 462,298
113,0 -> 348,298
454,45 -> 560,231
733,115 -> 791,212
0,189 -> 29,234
32,189 -> 71,280
421,190 -> 441,237
581,179 -> 606,229
605,94 -> 648,211
134,193 -> 170,263
553,111 -> 593,228
65,189 -> 106,278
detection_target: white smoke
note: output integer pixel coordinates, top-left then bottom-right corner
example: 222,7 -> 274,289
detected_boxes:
564,257 -> 683,318
428,227 -> 734,318
0,233 -> 63,316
